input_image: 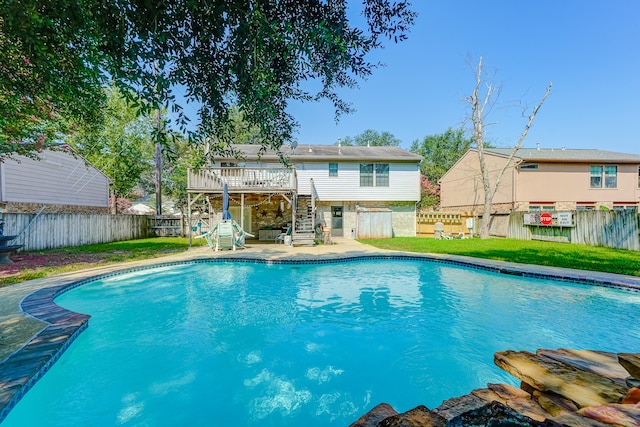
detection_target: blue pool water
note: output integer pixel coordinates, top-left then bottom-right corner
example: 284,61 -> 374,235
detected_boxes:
3,259 -> 640,426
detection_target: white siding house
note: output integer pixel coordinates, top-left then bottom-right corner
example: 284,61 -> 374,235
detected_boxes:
0,149 -> 110,213
189,144 -> 422,241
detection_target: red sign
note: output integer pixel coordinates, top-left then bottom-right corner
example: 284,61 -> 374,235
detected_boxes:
540,212 -> 553,226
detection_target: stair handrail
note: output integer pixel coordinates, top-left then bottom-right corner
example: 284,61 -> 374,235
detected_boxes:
309,178 -> 318,229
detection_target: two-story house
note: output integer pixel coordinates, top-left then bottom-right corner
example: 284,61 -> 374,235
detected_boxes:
440,148 -> 640,212
187,144 -> 422,244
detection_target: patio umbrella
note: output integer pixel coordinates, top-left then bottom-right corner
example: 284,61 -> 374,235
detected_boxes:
222,182 -> 231,220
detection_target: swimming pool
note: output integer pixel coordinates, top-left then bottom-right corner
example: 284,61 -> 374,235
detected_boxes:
3,258 -> 640,426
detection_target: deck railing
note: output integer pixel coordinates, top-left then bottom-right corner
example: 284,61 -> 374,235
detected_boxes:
187,167 -> 297,192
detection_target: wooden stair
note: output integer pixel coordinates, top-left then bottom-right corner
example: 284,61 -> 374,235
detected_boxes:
292,195 -> 315,246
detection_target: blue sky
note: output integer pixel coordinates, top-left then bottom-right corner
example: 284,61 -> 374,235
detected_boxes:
286,1 -> 640,153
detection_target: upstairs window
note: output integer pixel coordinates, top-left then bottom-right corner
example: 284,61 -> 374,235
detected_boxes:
375,164 -> 389,186
637,166 -> 640,188
520,164 -> 539,170
360,163 -> 374,186
329,163 -> 338,177
604,165 -> 617,188
590,166 -> 602,188
360,163 -> 389,187
590,165 -> 618,188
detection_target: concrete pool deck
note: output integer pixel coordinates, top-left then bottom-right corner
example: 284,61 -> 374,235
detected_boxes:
1,238 -> 639,422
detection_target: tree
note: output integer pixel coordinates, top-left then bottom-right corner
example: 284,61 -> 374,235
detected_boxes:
0,8 -> 107,161
340,129 -> 401,147
1,1 -> 416,159
225,105 -> 263,146
418,176 -> 440,210
410,127 -> 473,183
163,138 -> 197,215
66,85 -> 156,213
467,57 -> 552,239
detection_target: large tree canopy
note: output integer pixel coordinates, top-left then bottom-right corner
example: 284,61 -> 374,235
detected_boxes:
410,127 -> 473,183
66,85 -> 156,208
1,0 -> 415,160
340,129 -> 401,146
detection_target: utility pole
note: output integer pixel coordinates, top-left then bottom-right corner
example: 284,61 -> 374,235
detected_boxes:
154,57 -> 162,216
155,114 -> 162,216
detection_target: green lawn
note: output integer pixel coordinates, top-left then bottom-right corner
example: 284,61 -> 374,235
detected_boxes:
0,237 -> 192,287
3,237 -> 639,288
359,237 -> 640,277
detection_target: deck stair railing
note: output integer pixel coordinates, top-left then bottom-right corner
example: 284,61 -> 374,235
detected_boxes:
292,195 -> 315,246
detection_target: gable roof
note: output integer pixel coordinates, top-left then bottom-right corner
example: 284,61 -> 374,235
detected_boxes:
485,148 -> 640,163
216,144 -> 423,163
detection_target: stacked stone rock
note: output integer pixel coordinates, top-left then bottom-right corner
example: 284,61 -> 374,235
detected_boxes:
349,349 -> 640,427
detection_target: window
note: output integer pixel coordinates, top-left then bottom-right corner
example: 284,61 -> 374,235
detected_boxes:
590,165 -> 618,188
520,164 -> 539,170
590,165 -> 602,188
604,165 -> 617,188
360,163 -> 389,187
328,163 -> 338,177
637,166 -> 640,188
529,205 -> 554,212
375,164 -> 389,187
613,204 -> 638,211
360,163 -> 374,186
576,204 -> 595,211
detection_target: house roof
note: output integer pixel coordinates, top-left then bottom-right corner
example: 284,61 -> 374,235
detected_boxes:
485,148 -> 640,163
216,144 -> 423,163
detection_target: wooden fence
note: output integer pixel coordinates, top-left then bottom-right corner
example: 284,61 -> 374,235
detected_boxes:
1,213 -> 150,251
148,215 -> 184,237
417,210 -> 639,251
507,210 -> 640,251
416,212 -> 475,238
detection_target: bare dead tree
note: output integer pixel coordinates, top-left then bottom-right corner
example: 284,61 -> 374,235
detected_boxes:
467,57 -> 552,239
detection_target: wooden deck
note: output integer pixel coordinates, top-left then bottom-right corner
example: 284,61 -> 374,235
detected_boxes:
187,167 -> 296,193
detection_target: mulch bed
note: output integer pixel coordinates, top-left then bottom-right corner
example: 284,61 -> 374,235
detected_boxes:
0,252 -> 106,278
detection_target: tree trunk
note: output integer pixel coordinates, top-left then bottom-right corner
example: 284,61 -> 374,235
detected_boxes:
466,57 -> 552,239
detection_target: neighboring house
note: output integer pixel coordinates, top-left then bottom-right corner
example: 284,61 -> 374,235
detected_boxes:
128,203 -> 156,215
0,149 -> 111,214
187,144 -> 422,243
440,148 -> 640,212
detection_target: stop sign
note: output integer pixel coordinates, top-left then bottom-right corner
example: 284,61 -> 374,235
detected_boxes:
540,212 -> 553,226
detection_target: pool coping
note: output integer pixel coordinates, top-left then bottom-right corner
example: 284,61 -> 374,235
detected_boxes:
1,244 -> 639,423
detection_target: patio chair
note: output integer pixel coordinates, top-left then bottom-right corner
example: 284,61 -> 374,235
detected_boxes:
231,220 -> 255,248
275,225 -> 292,244
194,221 -> 236,251
214,221 -> 236,251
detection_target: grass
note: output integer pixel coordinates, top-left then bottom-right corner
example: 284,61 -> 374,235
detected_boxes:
0,237 -> 191,287
359,237 -> 640,277
2,236 -> 639,288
